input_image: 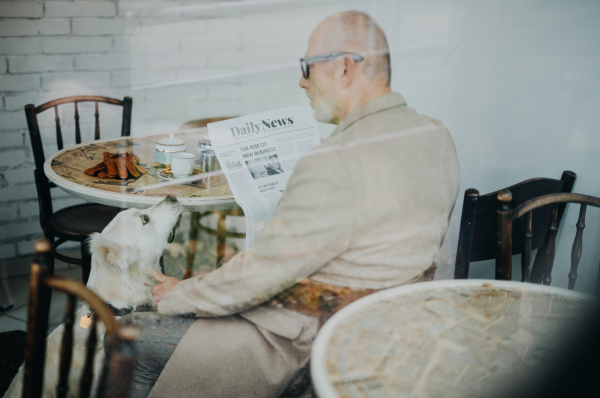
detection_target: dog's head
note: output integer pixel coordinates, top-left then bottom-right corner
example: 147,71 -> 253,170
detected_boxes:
87,194 -> 183,308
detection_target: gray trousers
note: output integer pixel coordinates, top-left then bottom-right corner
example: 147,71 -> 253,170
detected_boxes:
112,312 -> 194,398
111,311 -> 314,398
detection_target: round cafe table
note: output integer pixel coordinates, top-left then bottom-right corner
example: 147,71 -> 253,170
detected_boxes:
44,129 -> 237,212
311,279 -> 595,398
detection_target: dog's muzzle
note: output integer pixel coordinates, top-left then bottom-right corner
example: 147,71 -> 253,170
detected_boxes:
168,213 -> 182,244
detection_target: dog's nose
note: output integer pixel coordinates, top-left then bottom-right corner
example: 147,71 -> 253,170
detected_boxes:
166,194 -> 177,202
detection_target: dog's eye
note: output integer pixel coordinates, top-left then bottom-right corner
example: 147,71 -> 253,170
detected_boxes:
141,215 -> 149,225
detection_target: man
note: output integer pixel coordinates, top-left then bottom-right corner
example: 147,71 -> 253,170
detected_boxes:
126,11 -> 460,398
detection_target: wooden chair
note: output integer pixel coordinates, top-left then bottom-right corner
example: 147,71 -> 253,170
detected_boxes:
24,96 -> 132,284
179,116 -> 234,130
179,117 -> 246,278
454,171 -> 576,281
185,209 -> 247,278
496,191 -> 600,294
24,239 -> 138,398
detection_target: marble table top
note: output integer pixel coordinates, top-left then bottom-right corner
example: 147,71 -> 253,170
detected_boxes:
311,280 -> 595,398
44,129 -> 237,211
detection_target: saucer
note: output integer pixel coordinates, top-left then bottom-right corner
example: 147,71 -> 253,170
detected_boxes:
158,168 -> 205,180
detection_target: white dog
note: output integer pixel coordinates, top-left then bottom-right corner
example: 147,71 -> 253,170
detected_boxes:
4,195 -> 183,398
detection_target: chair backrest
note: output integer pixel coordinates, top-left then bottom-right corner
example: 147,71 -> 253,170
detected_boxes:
23,96 -> 132,231
496,192 -> 600,294
454,170 -> 576,280
179,116 -> 236,130
24,239 -> 137,398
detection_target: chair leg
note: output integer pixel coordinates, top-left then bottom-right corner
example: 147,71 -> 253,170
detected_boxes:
44,232 -> 55,275
216,211 -> 227,268
81,240 -> 91,285
530,236 -> 550,284
184,212 -> 199,279
41,232 -> 55,332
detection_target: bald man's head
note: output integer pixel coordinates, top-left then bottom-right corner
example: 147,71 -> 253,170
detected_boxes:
309,11 -> 391,85
300,11 -> 392,124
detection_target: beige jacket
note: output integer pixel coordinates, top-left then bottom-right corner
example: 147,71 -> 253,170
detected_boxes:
150,92 -> 460,397
159,92 -> 460,318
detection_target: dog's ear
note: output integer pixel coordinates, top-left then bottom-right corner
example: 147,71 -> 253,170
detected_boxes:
88,233 -> 136,271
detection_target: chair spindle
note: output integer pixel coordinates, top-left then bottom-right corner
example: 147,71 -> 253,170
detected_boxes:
496,190 -> 513,280
454,189 -> 479,279
54,106 -> 63,151
79,313 -> 98,398
542,204 -> 559,286
57,294 -> 77,398
568,204 -> 587,290
530,171 -> 577,284
74,102 -> 81,144
94,101 -> 100,140
521,211 -> 533,282
23,240 -> 52,398
216,211 -> 228,268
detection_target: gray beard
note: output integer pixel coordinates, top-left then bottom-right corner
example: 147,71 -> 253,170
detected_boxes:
312,99 -> 336,124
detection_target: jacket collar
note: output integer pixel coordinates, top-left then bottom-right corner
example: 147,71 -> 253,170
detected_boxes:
334,92 -> 407,134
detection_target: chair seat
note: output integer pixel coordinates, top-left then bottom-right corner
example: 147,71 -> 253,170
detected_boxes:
49,203 -> 123,240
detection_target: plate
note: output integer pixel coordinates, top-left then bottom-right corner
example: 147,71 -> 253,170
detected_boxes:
158,168 -> 205,180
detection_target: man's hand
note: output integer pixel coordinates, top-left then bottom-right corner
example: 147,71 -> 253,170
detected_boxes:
151,271 -> 181,305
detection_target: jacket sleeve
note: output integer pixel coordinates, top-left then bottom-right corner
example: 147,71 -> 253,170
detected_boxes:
158,147 -> 354,317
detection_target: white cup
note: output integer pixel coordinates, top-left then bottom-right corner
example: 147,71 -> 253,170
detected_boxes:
170,152 -> 195,178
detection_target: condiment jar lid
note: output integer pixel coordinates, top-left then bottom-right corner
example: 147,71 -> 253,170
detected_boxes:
156,134 -> 186,151
196,137 -> 213,153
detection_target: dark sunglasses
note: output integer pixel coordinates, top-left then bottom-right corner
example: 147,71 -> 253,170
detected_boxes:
300,52 -> 364,79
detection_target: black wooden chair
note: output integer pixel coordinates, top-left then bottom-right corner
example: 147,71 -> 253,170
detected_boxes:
24,96 -> 132,284
23,239 -> 137,398
454,171 -> 576,281
496,191 -> 600,294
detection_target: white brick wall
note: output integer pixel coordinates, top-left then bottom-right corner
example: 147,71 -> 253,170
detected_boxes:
0,243 -> 16,260
0,19 -> 71,37
42,71 -> 112,89
0,112 -> 32,130
2,166 -> 36,185
9,55 -> 74,73
0,0 -> 246,260
74,54 -> 131,71
0,203 -> 18,221
0,1 -> 44,18
45,2 -> 116,18
18,201 -> 41,219
0,74 -> 41,91
71,18 -> 141,36
0,38 -> 42,55
0,131 -> 24,147
43,37 -> 114,54
0,184 -> 38,202
0,220 -> 42,240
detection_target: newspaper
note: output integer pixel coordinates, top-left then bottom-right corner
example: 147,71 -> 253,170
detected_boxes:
207,105 -> 320,248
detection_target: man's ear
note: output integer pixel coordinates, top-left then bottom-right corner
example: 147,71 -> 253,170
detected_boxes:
88,233 -> 135,271
341,56 -> 356,88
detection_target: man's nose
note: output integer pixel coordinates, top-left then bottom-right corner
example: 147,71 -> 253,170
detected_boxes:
299,75 -> 308,89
